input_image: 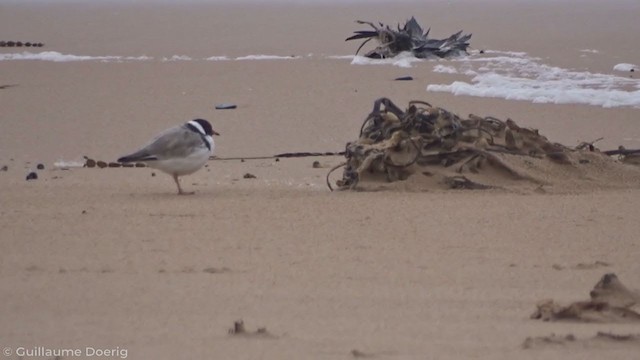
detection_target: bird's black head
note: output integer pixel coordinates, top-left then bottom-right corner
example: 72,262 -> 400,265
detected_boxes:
189,118 -> 220,136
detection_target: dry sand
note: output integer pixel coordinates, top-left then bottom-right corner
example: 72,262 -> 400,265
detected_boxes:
1,1 -> 640,359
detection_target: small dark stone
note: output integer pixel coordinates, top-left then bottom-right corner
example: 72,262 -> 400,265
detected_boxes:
275,158 -> 280,162
243,173 -> 257,179
0,165 -> 7,171
0,41 -> 6,47
96,161 -> 108,168
25,42 -> 32,47
36,163 -> 45,170
394,76 -> 413,81
85,159 -> 96,168
134,162 -> 146,167
229,320 -> 246,334
240,159 -> 245,162
479,49 -> 485,54
151,172 -> 156,177
81,210 -> 87,214
26,172 -> 38,180
15,41 -> 23,47
312,161 -> 321,168
108,162 -> 121,168
122,163 -> 134,167
7,41 -> 15,47
215,103 -> 237,110
631,68 -> 635,72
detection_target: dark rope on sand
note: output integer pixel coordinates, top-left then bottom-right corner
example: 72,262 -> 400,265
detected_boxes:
210,151 -> 345,161
326,162 -> 347,192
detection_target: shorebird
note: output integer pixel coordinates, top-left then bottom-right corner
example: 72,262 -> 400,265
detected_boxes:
117,118 -> 220,195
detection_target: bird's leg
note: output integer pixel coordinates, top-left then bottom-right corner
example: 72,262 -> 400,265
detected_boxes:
173,174 -> 194,195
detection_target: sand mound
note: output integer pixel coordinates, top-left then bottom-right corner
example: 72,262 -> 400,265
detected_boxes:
531,273 -> 640,323
329,98 -> 640,193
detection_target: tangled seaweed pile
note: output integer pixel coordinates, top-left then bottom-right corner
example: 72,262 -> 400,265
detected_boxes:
346,17 -> 471,59
328,98 -> 640,191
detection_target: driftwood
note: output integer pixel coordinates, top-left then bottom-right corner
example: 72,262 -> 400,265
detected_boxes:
346,17 -> 471,59
328,98 -> 640,191
531,273 -> 640,323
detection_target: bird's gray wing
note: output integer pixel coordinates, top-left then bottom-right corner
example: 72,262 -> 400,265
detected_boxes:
118,125 -> 206,162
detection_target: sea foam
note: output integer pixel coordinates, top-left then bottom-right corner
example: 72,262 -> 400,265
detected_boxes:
235,54 -> 300,60
426,51 -> 640,108
613,63 -> 637,72
350,52 -> 423,68
0,51 -> 301,62
0,51 -> 151,62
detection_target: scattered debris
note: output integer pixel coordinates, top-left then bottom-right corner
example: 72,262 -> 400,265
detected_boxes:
202,267 -> 230,274
25,265 -> 43,272
531,273 -> 640,323
215,103 -> 237,110
394,76 -> 413,81
574,260 -> 611,270
351,349 -> 375,358
26,172 -> 38,181
522,332 -> 640,350
243,173 -> 257,179
522,333 -> 576,349
346,17 -> 471,59
53,159 -> 84,170
553,261 -> 611,271
0,41 -> 44,47
83,157 -> 146,168
228,320 -> 275,338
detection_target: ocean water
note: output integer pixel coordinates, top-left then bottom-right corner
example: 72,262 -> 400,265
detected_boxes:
2,0 -> 638,108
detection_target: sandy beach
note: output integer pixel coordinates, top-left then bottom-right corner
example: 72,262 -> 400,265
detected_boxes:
1,1 -> 640,359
